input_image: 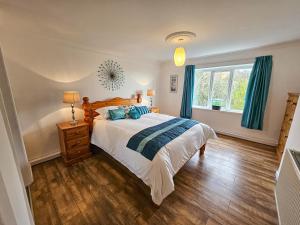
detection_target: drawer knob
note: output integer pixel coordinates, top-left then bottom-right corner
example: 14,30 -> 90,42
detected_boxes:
76,131 -> 80,134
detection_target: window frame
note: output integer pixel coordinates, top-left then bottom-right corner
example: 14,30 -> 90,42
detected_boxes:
193,64 -> 253,113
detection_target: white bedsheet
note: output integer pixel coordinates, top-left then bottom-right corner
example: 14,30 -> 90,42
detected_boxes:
91,113 -> 216,205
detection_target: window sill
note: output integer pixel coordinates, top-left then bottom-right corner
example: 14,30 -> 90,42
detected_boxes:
192,106 -> 243,114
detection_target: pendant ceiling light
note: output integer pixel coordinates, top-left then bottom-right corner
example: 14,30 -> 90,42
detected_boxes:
174,47 -> 186,67
165,31 -> 196,67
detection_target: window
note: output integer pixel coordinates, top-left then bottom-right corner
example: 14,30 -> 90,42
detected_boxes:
193,64 -> 253,112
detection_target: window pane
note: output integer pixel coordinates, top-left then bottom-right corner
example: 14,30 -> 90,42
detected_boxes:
211,71 -> 230,108
230,68 -> 251,111
193,70 -> 211,107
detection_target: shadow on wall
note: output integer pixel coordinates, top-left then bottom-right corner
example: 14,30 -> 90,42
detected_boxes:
5,57 -> 156,161
22,108 -> 83,161
7,59 -> 67,129
6,58 -> 86,160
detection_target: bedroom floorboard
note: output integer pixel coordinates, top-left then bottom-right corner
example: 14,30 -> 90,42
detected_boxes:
31,135 -> 279,225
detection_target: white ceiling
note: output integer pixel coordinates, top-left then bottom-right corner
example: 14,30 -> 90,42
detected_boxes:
1,0 -> 300,61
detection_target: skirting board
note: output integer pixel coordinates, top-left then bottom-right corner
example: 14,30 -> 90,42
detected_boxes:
215,129 -> 278,146
30,151 -> 61,166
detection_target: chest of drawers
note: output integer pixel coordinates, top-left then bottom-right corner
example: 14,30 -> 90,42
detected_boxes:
57,121 -> 91,166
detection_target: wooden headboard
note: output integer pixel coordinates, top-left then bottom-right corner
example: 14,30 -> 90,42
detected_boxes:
82,97 -> 138,132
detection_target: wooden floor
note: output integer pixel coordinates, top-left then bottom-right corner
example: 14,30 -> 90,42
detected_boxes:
31,135 -> 279,225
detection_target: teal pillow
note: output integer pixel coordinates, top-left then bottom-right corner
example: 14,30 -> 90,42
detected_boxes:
128,108 -> 141,119
108,108 -> 126,120
135,106 -> 150,115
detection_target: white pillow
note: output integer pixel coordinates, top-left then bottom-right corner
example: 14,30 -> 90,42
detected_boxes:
132,103 -> 148,107
95,106 -> 118,120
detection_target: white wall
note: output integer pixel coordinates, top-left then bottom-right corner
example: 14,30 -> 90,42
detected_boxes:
0,48 -> 33,225
0,104 -> 34,225
0,32 -> 160,162
0,49 -> 32,185
159,41 -> 300,145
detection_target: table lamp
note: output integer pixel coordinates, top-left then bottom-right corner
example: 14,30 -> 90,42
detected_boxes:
63,91 -> 80,125
147,89 -> 155,107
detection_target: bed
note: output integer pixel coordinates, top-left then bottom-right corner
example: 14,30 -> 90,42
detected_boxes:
82,97 -> 216,205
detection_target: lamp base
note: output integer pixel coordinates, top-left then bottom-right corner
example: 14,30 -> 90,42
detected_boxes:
69,120 -> 78,126
70,104 -> 78,126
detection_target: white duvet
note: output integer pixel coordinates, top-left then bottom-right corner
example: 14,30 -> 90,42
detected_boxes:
91,113 -> 216,205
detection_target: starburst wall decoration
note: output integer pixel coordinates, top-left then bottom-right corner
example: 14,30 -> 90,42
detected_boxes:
97,60 -> 125,91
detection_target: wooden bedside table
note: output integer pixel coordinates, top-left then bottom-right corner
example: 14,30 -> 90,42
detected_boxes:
57,121 -> 91,166
150,107 -> 160,113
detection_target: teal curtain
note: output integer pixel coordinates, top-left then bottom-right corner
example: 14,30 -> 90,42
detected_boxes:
180,65 -> 195,119
241,55 -> 273,130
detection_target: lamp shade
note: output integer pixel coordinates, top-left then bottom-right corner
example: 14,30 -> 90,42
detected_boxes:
63,91 -> 80,104
174,47 -> 186,67
147,89 -> 155,96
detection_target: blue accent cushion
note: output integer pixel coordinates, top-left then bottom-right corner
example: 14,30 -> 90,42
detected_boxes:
135,106 -> 150,115
128,108 -> 141,119
108,108 -> 126,120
